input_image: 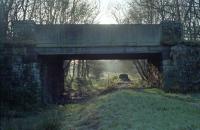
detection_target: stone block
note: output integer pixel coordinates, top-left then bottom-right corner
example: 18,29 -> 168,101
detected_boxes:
12,20 -> 36,41
161,21 -> 183,45
162,64 -> 178,90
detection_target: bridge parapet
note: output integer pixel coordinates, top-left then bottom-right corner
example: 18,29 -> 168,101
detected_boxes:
10,21 -> 167,47
11,20 -> 183,47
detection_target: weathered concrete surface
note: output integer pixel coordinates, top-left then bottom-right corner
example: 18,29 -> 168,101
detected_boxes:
36,46 -> 162,56
11,21 -> 182,57
13,23 -> 161,47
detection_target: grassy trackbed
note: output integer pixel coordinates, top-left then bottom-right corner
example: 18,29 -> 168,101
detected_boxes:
1,89 -> 200,130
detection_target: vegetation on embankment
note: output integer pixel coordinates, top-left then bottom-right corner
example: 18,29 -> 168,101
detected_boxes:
1,88 -> 200,130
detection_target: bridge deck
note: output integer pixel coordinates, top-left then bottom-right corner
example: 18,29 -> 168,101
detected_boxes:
13,23 -> 162,47
12,23 -> 163,56
36,46 -> 162,56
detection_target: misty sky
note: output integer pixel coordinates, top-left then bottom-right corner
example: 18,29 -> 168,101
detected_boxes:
97,0 -> 127,24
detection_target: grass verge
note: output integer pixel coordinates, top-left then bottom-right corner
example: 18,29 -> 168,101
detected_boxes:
1,88 -> 200,130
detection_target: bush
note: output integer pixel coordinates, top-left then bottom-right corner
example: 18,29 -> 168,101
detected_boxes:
72,78 -> 94,97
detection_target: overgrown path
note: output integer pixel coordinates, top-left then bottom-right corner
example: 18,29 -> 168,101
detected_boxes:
61,88 -> 200,130
1,88 -> 200,130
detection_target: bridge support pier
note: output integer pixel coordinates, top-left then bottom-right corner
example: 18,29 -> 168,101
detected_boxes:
162,47 -> 176,90
147,54 -> 162,71
40,57 -> 64,104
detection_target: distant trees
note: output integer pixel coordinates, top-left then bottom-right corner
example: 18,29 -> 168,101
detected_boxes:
134,60 -> 162,87
64,60 -> 104,99
0,0 -> 100,40
113,0 -> 200,40
0,0 -> 14,40
88,60 -> 104,79
112,0 -> 199,88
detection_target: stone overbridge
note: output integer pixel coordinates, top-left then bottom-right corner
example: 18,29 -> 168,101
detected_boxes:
5,20 -> 183,103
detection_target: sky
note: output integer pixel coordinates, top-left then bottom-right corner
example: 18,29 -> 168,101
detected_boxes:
97,0 -> 127,24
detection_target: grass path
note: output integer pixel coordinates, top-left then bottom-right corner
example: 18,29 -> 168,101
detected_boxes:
61,89 -> 200,130
1,88 -> 200,130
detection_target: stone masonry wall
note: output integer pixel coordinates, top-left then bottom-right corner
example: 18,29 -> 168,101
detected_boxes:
0,45 -> 41,109
171,44 -> 200,91
165,43 -> 200,91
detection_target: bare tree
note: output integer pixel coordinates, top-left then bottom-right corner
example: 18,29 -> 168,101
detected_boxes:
125,0 -> 200,40
111,0 -> 199,87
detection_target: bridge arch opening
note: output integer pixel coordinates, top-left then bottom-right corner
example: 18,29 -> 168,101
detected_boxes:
39,53 -> 162,104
